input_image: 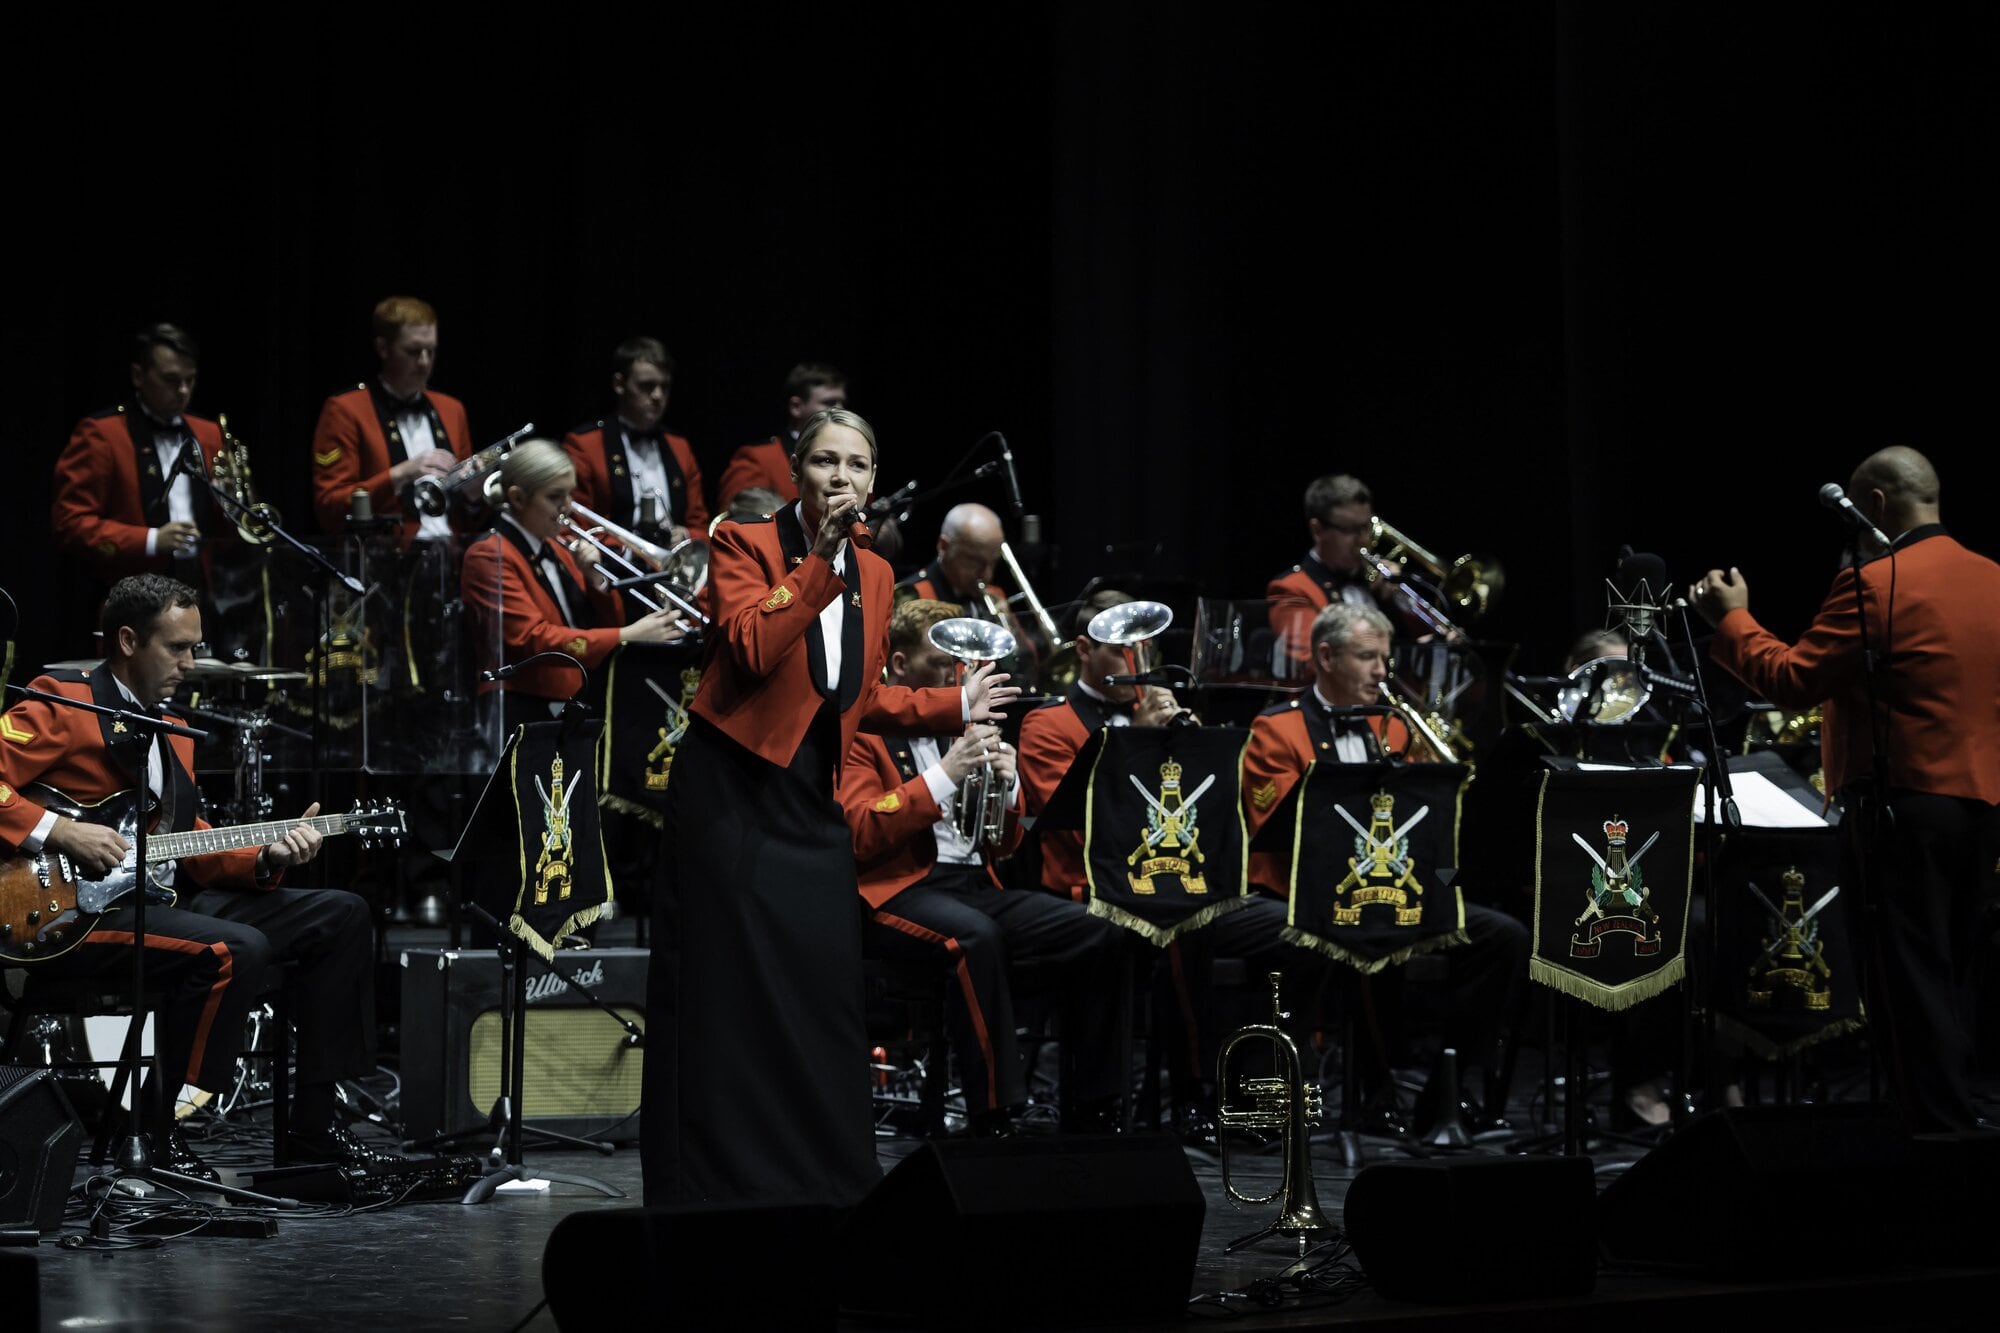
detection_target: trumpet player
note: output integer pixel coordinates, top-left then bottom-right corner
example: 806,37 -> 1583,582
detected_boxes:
1242,601 -> 1529,1132
310,295 -> 473,545
562,336 -> 709,551
460,440 -> 689,729
53,323 -> 228,586
841,599 -> 1126,1135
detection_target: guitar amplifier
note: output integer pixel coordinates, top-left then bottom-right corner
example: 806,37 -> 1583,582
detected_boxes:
399,947 -> 648,1145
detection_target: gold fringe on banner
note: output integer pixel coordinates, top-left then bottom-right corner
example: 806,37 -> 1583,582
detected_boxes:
1715,1012 -> 1867,1062
1529,955 -> 1685,1011
598,790 -> 664,828
1086,894 -> 1252,946
1282,924 -> 1469,975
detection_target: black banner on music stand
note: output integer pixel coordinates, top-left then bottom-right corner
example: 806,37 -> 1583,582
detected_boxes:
1082,726 -> 1251,943
1530,764 -> 1698,1011
1281,761 -> 1470,972
453,717 -> 613,960
1715,828 -> 1863,1058
596,641 -> 702,828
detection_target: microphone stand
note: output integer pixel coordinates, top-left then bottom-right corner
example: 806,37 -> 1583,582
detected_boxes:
3,682 -> 298,1210
1844,529 -> 1896,1105
1671,602 -> 1738,1126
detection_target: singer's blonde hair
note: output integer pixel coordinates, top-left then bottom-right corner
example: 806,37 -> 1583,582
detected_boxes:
791,408 -> 879,469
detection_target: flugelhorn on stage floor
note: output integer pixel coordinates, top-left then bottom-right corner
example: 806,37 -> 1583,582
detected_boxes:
1216,971 -> 1333,1251
927,616 -> 1017,847
1359,516 -> 1504,634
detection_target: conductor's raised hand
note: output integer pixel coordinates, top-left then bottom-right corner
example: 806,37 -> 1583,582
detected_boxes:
1688,567 -> 1749,628
962,661 -> 1022,722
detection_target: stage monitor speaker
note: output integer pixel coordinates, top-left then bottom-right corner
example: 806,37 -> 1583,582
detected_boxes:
839,1133 -> 1205,1327
0,1066 -> 83,1234
398,947 -> 646,1144
1597,1103 -> 1913,1274
542,1202 -> 839,1330
1346,1153 -> 1596,1304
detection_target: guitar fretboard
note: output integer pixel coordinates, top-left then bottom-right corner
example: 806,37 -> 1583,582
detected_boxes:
145,815 -> 363,864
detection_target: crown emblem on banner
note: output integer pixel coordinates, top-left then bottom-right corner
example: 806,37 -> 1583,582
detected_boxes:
1371,791 -> 1395,816
1159,758 -> 1183,791
1602,817 -> 1629,845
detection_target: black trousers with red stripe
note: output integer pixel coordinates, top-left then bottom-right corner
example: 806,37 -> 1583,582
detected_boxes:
34,887 -> 374,1098
867,866 -> 1125,1114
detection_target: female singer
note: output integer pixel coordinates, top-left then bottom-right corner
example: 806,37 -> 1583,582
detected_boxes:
642,408 -> 1019,1207
460,439 -> 687,731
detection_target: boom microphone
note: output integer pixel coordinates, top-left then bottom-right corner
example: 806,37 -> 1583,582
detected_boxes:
1818,482 -> 1891,550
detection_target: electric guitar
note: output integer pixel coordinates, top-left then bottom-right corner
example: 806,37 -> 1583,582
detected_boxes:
0,783 -> 406,963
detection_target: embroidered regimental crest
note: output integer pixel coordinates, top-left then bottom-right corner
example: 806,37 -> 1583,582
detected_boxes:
644,667 -> 700,792
1125,758 -> 1214,896
1329,788 -> 1429,926
1569,815 -> 1664,958
0,782 -> 13,806
874,792 -> 902,813
1746,866 -> 1838,1012
763,586 -> 794,612
533,752 -> 582,905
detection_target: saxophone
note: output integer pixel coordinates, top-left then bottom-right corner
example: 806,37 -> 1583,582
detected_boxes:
210,413 -> 281,543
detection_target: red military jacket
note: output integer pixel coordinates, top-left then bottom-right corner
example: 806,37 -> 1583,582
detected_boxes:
460,518 -> 626,702
840,731 -> 1021,909
0,666 -> 269,889
690,508 -> 960,771
561,421 -> 711,537
1711,527 -> 2000,804
716,437 -> 799,512
1241,698 -> 1414,897
52,408 -> 228,581
310,384 -> 473,538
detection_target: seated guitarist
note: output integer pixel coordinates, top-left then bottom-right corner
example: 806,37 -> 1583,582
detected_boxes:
0,575 -> 386,1179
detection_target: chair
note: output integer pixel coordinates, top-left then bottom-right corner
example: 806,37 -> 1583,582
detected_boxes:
2,969 -> 172,1165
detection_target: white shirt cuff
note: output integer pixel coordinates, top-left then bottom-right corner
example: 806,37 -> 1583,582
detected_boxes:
23,810 -> 59,854
145,528 -> 160,557
959,687 -> 971,724
921,763 -> 956,812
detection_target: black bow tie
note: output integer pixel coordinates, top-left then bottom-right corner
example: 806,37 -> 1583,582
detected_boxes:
624,426 -> 663,446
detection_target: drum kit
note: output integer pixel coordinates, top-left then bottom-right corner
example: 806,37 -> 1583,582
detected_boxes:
43,656 -> 309,826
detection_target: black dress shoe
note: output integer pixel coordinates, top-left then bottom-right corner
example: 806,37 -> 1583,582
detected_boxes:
285,1122 -> 403,1167
162,1128 -> 222,1185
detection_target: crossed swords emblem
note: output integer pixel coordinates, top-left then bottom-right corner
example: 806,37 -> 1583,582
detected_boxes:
1334,800 -> 1429,892
1747,879 -> 1841,977
1127,771 -> 1216,861
1571,827 -> 1660,926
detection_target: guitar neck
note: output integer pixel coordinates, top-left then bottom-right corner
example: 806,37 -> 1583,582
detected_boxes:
145,814 -> 357,864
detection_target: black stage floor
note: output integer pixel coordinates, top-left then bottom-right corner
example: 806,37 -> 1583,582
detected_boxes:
14,917 -> 2000,1330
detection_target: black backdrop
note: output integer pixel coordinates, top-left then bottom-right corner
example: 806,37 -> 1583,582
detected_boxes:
8,3 -> 1995,679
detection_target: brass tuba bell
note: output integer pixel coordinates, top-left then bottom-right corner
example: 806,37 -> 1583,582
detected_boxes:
1216,971 -> 1335,1255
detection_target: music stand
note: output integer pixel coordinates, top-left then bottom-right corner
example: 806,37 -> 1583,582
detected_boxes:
432,718 -> 624,1204
3,679 -> 299,1212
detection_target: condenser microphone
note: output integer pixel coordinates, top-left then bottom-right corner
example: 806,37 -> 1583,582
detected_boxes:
1818,482 -> 1891,550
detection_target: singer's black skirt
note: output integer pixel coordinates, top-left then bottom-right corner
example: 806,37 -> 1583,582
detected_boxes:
641,707 -> 879,1208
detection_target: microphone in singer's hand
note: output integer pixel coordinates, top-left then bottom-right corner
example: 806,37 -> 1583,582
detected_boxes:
1818,482 -> 1891,549
844,502 -> 873,551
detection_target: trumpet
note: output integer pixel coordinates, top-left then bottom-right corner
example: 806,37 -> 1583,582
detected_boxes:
1359,515 -> 1504,636
926,617 -> 1017,848
408,423 -> 534,517
568,500 -> 710,618
1216,971 -> 1333,1255
1379,681 -> 1471,765
209,413 -> 281,544
559,509 -> 710,629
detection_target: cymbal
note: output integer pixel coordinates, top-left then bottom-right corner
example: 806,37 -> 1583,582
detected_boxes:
184,658 -> 309,683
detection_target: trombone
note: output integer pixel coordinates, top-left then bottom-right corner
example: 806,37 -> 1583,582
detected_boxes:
926,617 -> 1017,848
1358,516 -> 1504,637
1216,971 -> 1333,1255
560,504 -> 711,629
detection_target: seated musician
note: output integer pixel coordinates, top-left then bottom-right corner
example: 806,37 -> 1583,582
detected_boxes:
562,336 -> 709,551
309,295 -> 472,545
715,360 -> 846,512
52,323 -> 228,590
0,575 -> 385,1177
1266,474 -> 1434,675
460,441 -> 687,732
1243,601 -> 1529,1130
1017,590 -> 1301,1146
895,502 -> 1039,679
842,599 -> 1126,1135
